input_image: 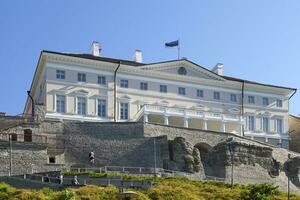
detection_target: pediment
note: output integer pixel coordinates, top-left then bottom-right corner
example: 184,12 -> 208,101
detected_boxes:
139,60 -> 225,81
74,89 -> 89,95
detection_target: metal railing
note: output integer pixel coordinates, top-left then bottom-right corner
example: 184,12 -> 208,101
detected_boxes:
18,173 -> 153,189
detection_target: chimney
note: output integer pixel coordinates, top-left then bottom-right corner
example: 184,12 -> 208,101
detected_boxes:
133,50 -> 142,63
212,63 -> 224,75
90,41 -> 101,56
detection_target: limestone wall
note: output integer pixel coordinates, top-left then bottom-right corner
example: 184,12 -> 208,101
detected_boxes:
0,143 -> 64,176
63,122 -> 169,168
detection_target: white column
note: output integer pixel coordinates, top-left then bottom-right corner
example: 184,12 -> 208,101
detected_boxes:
164,116 -> 169,125
144,114 -> 148,123
239,124 -> 243,136
184,118 -> 189,128
203,120 -> 208,130
221,121 -> 226,132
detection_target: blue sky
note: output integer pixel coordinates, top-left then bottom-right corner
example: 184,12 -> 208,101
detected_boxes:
0,1 -> 299,115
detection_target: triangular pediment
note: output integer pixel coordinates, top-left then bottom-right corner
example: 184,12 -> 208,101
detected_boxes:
139,60 -> 225,81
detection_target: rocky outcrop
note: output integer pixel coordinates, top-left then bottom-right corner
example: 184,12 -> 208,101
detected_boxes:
168,137 -> 204,175
285,156 -> 300,186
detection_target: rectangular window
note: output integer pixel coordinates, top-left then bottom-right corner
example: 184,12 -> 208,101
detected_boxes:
262,117 -> 269,132
178,87 -> 186,95
213,91 -> 220,100
160,85 -> 167,93
98,76 -> 106,85
78,73 -> 86,82
197,89 -> 204,98
140,82 -> 148,91
230,94 -> 237,102
120,80 -> 128,88
77,97 -> 86,115
276,119 -> 283,133
97,99 -> 106,117
56,70 -> 65,79
247,115 -> 255,131
248,96 -> 255,104
56,95 -> 65,113
120,103 -> 129,120
276,99 -> 283,107
263,97 -> 269,106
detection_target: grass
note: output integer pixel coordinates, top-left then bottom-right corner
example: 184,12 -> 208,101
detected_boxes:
1,175 -> 300,200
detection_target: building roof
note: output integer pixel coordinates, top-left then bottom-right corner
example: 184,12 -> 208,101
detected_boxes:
42,50 -> 297,91
43,50 -> 146,66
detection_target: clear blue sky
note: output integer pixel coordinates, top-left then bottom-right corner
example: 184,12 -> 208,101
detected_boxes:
0,1 -> 299,115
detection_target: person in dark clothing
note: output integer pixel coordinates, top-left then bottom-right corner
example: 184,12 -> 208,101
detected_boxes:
89,151 -> 95,164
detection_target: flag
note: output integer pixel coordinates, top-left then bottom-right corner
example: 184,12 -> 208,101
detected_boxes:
165,40 -> 179,47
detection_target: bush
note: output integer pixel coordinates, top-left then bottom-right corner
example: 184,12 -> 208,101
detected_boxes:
75,185 -> 118,200
242,183 -> 280,200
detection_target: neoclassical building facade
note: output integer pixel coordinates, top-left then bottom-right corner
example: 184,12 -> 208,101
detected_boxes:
24,45 -> 296,148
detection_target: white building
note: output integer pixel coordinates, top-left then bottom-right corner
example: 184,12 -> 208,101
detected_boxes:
24,42 -> 296,148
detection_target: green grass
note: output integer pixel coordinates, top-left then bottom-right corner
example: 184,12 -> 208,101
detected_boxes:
1,176 -> 300,200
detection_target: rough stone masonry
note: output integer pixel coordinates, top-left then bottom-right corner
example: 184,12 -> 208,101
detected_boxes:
0,113 -> 300,193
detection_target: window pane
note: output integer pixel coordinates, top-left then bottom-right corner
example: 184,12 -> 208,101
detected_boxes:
56,95 -> 65,113
276,100 -> 282,107
213,92 -> 220,100
230,94 -> 237,102
120,103 -> 128,120
98,99 -> 106,117
263,98 -> 269,106
120,80 -> 128,88
98,76 -> 106,85
276,119 -> 283,133
160,85 -> 167,93
262,117 -> 269,132
248,96 -> 255,104
197,89 -> 203,97
56,70 -> 65,79
248,116 -> 254,131
77,97 -> 86,115
140,82 -> 148,90
178,87 -> 185,95
78,73 -> 86,82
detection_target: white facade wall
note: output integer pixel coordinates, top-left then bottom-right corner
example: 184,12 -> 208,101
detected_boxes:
26,53 -> 293,147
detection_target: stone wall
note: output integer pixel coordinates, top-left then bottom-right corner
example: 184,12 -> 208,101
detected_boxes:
0,142 -> 64,176
63,122 -> 169,168
290,115 -> 300,153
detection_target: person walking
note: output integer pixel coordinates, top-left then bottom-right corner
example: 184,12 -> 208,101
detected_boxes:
89,151 -> 95,164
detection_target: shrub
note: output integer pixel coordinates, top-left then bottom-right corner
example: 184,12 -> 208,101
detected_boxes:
75,185 -> 118,200
242,183 -> 280,200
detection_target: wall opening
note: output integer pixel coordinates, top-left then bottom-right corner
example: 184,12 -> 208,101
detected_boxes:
49,156 -> 56,164
11,133 -> 17,141
24,129 -> 32,142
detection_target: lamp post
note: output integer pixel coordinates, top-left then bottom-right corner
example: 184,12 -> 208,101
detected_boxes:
153,137 -> 157,175
287,153 -> 291,200
227,139 -> 235,189
9,134 -> 12,176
